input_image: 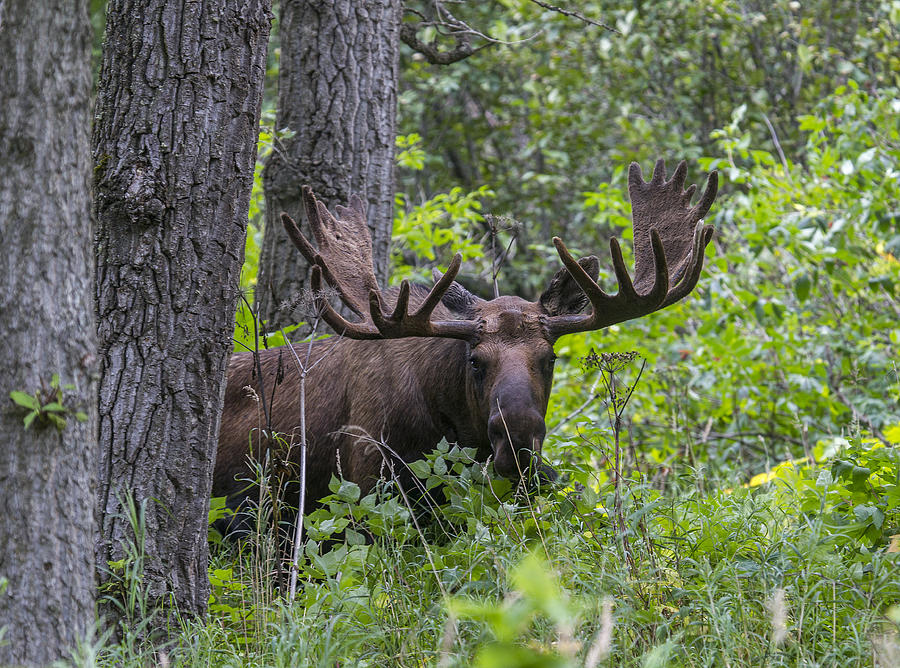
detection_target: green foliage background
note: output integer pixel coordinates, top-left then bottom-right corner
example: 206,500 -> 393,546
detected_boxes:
81,1 -> 900,666
389,0 -> 900,484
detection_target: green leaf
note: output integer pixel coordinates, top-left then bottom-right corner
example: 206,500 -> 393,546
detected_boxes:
308,517 -> 349,541
107,558 -> 128,571
208,496 -> 232,525
10,391 -> 39,411
850,465 -> 872,491
831,459 -> 854,480
794,273 -> 812,302
345,528 -> 367,545
408,459 -> 431,479
475,643 -> 569,668
333,479 -> 361,503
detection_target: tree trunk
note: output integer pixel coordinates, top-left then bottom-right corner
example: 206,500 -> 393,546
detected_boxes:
0,1 -> 97,665
92,0 -> 271,630
257,0 -> 402,331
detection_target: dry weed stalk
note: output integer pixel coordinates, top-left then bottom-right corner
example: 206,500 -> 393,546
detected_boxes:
583,349 -> 645,576
279,314 -> 337,600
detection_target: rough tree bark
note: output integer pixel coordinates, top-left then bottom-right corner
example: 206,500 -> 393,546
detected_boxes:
0,1 -> 97,664
257,0 -> 402,331
92,0 -> 271,628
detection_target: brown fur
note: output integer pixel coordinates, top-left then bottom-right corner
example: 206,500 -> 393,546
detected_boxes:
214,291 -> 562,510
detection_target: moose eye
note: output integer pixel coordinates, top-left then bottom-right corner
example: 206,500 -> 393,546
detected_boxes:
469,355 -> 489,376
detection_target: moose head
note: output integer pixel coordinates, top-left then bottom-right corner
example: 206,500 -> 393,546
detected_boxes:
279,159 -> 717,483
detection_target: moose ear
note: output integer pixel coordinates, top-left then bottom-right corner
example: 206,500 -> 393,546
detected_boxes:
433,268 -> 481,316
539,256 -> 600,316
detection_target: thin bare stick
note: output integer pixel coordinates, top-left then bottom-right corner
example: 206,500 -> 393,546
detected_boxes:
498,232 -> 518,277
484,214 -> 519,298
527,0 -> 619,33
280,318 -> 322,601
437,612 -> 459,668
597,359 -> 638,575
490,217 -> 499,299
762,111 -> 792,182
237,292 -> 271,430
620,359 -> 646,407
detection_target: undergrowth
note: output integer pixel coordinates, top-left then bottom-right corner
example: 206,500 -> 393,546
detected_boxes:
75,421 -> 900,667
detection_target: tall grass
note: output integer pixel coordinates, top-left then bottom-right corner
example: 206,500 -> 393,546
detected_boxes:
73,419 -> 900,667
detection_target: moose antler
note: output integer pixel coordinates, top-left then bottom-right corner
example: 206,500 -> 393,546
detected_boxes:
281,186 -> 479,340
547,159 -> 717,339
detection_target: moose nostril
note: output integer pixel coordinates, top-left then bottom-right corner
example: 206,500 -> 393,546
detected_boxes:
487,417 -> 507,444
488,411 -> 545,446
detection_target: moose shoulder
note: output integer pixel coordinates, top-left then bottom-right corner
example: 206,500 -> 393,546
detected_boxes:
214,159 -> 718,514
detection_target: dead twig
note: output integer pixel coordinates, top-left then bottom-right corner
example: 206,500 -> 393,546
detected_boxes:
401,0 -> 543,65
279,317 -> 342,600
527,0 -> 619,33
586,350 -> 645,576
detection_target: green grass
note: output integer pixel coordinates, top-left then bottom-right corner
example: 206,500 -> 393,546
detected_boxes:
75,427 -> 900,668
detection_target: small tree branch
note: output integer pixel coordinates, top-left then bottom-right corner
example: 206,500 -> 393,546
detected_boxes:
280,317 -> 336,601
400,23 -> 487,65
527,0 -> 620,33
401,1 -> 543,65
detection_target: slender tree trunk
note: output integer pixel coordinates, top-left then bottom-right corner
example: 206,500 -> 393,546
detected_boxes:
257,0 -> 402,331
92,0 -> 271,630
0,1 -> 97,664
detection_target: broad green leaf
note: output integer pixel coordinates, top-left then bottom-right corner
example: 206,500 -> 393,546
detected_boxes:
10,391 -> 39,411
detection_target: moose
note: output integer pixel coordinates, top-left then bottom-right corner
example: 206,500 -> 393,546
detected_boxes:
214,159 -> 717,517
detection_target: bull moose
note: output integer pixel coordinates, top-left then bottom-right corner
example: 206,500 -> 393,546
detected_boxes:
214,159 -> 718,518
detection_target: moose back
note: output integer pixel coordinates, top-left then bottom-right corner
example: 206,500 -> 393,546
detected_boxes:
214,159 -> 718,514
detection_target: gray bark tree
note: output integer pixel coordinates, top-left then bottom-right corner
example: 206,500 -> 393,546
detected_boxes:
256,0 -> 402,331
0,1 -> 97,664
92,0 -> 271,629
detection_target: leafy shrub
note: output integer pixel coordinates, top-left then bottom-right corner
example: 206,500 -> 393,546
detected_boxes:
547,82 -> 900,480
